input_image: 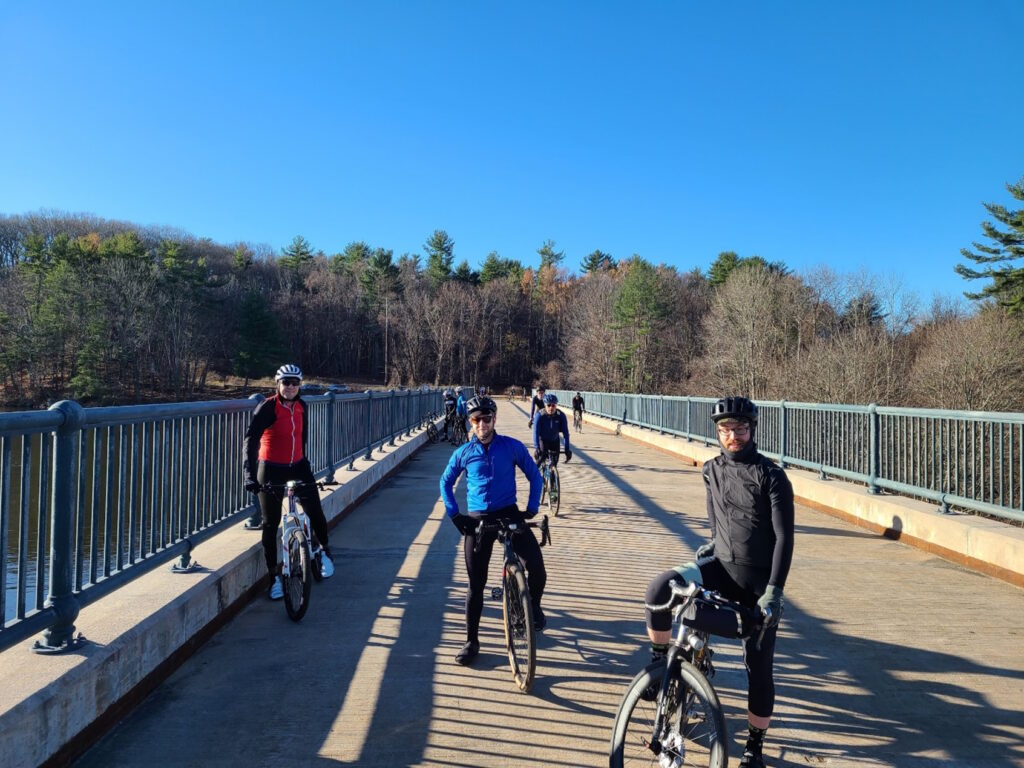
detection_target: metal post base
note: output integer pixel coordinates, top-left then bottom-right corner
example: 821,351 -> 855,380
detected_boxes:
32,632 -> 87,655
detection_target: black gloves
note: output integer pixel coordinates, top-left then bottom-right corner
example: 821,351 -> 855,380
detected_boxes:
527,418 -> 534,428
451,514 -> 476,536
244,479 -> 261,494
533,448 -> 543,463
564,449 -> 572,462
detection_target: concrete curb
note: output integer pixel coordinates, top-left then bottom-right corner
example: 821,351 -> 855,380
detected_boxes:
0,422 -> 439,768
584,413 -> 1024,588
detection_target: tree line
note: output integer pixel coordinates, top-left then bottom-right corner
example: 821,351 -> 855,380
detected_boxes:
1,176 -> 1022,411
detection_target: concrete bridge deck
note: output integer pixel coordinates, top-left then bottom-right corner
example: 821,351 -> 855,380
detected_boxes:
73,401 -> 1024,767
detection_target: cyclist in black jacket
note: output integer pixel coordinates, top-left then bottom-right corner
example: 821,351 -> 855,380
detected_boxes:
643,396 -> 794,768
527,385 -> 547,427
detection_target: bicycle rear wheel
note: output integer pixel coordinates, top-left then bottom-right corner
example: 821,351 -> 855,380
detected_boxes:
609,658 -> 727,768
426,421 -> 439,443
502,562 -> 536,693
283,530 -> 312,622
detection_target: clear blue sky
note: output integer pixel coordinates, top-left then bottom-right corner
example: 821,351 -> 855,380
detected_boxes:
2,2 -> 1022,302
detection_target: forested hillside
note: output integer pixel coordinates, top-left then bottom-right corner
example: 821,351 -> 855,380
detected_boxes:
1,207 -> 1022,410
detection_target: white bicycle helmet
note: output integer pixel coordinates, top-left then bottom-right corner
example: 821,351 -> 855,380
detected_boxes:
275,363 -> 303,382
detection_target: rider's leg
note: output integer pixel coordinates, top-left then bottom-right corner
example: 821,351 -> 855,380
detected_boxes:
542,440 -> 559,467
256,463 -> 284,578
741,623 -> 778,764
462,527 -> 497,643
295,461 -> 330,551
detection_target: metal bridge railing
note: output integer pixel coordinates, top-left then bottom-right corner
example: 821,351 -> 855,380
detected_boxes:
552,390 -> 1024,526
0,388 -> 441,653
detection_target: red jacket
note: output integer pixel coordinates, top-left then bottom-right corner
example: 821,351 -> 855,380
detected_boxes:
243,394 -> 309,483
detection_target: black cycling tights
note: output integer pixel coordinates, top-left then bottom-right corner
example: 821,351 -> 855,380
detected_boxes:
257,460 -> 330,575
645,561 -> 779,719
462,516 -> 546,643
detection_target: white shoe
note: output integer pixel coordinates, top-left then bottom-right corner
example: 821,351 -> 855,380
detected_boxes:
319,550 -> 335,579
269,575 -> 284,600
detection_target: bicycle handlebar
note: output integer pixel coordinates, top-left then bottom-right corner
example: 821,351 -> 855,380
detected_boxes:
471,514 -> 551,551
257,480 -> 326,493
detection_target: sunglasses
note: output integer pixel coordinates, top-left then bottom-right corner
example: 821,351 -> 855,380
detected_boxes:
470,414 -> 494,424
280,379 -> 301,387
717,424 -> 750,436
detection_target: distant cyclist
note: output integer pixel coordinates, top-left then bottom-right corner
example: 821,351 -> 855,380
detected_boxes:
442,388 -> 457,440
527,385 -> 547,428
455,387 -> 469,434
533,393 -> 571,466
440,395 -> 546,665
243,364 -> 335,600
642,396 -> 793,768
571,391 -> 585,418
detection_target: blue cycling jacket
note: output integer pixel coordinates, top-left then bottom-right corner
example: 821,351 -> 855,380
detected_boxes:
456,395 -> 468,416
533,409 -> 570,451
440,434 -> 543,518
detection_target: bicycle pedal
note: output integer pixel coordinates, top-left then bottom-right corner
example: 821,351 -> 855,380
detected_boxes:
490,587 -> 503,600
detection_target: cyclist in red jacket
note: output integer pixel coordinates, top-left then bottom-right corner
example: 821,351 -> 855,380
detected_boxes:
243,364 -> 335,599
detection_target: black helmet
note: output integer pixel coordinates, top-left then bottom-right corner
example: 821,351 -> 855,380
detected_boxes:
711,396 -> 758,424
466,395 -> 497,416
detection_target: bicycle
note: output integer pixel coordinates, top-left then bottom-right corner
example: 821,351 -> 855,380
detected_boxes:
479,514 -> 552,693
425,412 -> 440,443
609,579 -> 770,768
537,448 -> 564,516
450,416 -> 468,446
573,410 -> 584,433
261,480 -> 327,622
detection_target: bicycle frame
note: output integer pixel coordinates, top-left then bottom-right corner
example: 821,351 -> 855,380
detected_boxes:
279,481 -> 315,579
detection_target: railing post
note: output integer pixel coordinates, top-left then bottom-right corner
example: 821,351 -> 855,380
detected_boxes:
659,396 -> 665,434
33,400 -> 85,653
779,399 -> 787,468
685,397 -> 691,441
389,389 -> 396,446
326,391 -> 337,481
364,391 -> 374,460
868,402 -> 880,495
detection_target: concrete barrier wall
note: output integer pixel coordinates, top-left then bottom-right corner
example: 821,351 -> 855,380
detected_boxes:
0,422 -> 439,768
586,413 -> 1024,588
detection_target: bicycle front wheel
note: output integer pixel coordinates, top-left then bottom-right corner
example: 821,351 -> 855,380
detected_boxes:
549,467 -> 560,517
283,530 -> 312,622
502,562 -> 536,693
609,659 -> 727,768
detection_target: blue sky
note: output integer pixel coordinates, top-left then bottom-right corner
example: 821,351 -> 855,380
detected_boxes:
2,2 -> 1022,302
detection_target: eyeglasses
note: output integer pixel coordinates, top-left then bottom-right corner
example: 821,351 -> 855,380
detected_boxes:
470,414 -> 494,424
280,379 -> 301,387
717,424 -> 750,436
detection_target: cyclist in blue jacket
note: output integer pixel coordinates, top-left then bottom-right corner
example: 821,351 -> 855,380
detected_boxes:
440,395 -> 546,665
455,387 -> 469,434
532,393 -> 572,465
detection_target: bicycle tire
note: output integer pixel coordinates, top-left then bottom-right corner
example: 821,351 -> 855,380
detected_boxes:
311,546 -> 323,582
283,530 -> 312,622
609,658 -> 727,768
549,466 -> 560,517
502,562 -> 536,693
426,421 -> 439,443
